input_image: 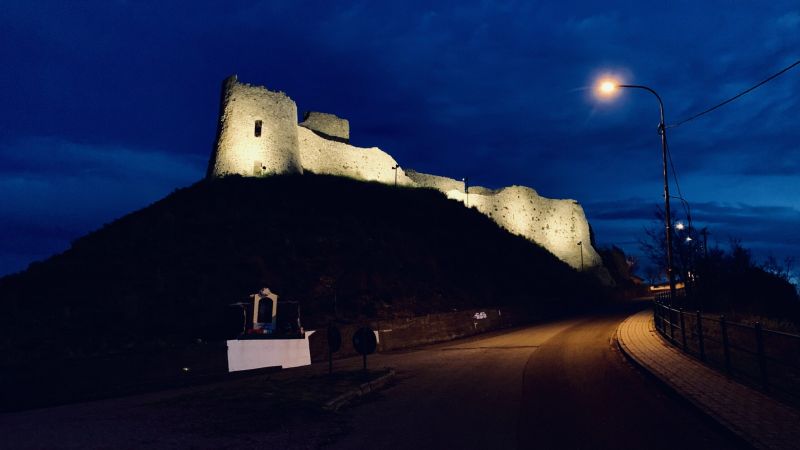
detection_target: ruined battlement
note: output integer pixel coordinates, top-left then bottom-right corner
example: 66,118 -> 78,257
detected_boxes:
404,169 -> 465,193
206,76 -> 609,281
468,185 -> 501,196
300,111 -> 350,143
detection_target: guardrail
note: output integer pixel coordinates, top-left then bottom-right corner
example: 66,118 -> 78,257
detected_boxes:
653,299 -> 800,405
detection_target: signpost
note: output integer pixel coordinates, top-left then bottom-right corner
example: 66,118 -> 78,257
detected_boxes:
327,324 -> 341,375
352,326 -> 377,371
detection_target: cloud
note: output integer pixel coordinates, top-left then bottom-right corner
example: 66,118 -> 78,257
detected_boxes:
0,137 -> 205,181
587,196 -> 800,268
0,137 -> 205,275
1,0 -> 798,277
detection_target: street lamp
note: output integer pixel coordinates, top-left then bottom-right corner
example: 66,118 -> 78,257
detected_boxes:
670,195 -> 693,233
391,164 -> 400,186
597,78 -> 677,302
462,177 -> 469,207
577,241 -> 584,271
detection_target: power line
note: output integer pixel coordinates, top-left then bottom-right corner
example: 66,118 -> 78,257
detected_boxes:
668,58 -> 800,129
666,140 -> 691,221
665,132 -> 696,230
667,141 -> 683,201
662,59 -> 800,225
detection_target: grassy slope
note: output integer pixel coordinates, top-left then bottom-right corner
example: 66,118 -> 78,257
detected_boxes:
0,174 -> 601,364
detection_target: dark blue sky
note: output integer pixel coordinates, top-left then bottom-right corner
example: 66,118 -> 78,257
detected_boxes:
1,1 -> 798,276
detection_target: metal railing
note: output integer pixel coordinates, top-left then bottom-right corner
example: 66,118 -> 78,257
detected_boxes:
653,300 -> 800,406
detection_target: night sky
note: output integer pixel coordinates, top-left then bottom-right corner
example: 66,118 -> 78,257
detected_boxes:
2,1 -> 798,277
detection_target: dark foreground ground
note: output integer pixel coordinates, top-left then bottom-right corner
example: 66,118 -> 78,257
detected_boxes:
0,301 -> 749,449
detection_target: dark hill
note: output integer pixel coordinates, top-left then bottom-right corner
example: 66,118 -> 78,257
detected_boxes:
0,174 -> 601,365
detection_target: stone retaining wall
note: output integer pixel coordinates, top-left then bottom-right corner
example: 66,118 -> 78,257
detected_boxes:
308,306 -> 532,362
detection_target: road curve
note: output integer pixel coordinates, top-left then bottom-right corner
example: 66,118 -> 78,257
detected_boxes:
516,310 -> 748,449
332,304 -> 749,449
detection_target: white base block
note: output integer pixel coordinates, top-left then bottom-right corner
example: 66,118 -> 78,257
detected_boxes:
227,331 -> 315,372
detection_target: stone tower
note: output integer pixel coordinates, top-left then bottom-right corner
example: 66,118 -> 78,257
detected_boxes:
207,75 -> 303,178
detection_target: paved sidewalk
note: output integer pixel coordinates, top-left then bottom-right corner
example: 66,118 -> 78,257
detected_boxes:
617,309 -> 800,449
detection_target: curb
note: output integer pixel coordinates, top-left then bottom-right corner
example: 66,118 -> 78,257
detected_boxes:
614,314 -> 764,449
323,368 -> 396,412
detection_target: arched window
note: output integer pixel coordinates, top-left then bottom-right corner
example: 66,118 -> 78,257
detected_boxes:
254,120 -> 262,137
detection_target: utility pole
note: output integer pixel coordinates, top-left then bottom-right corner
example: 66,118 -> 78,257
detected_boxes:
655,102 -> 677,305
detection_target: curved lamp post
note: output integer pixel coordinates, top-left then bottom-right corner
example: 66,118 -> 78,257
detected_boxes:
671,195 -> 693,233
598,80 -> 677,302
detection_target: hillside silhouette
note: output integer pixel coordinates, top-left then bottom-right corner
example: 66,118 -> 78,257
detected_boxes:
0,174 -> 602,365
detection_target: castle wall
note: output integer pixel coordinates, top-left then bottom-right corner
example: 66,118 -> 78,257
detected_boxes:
466,186 -> 495,195
297,126 -> 414,185
404,169 -> 465,193
209,76 -> 303,177
208,76 -> 610,281
297,127 -> 604,274
299,112 -> 350,143
446,186 -> 603,271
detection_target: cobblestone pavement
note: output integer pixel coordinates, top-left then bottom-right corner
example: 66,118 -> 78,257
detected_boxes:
617,309 -> 800,450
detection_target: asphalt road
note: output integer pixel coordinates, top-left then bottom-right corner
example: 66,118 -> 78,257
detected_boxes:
331,304 -> 748,449
0,303 -> 750,449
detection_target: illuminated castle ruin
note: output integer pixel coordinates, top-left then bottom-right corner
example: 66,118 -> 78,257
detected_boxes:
207,75 -> 609,280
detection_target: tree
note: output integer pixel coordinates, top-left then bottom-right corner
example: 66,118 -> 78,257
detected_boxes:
638,206 -> 700,286
762,255 -> 795,283
598,245 -> 638,287
640,207 -> 799,318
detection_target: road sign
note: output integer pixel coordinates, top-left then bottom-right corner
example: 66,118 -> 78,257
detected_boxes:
353,326 -> 377,355
352,326 -> 377,371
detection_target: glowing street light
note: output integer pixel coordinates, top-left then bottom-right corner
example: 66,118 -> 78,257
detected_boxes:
670,195 -> 694,232
595,77 -> 623,99
596,77 -> 678,302
599,80 -> 617,95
